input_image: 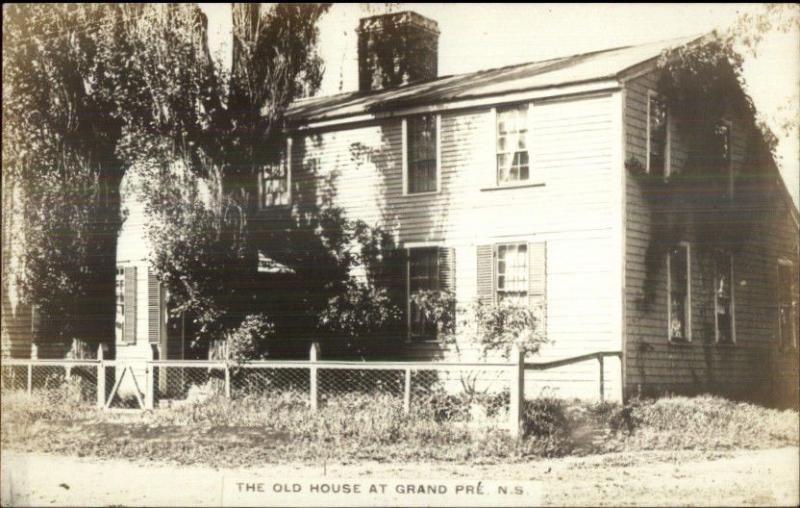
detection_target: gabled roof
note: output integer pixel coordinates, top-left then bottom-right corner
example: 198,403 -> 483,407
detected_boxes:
285,34 -> 700,125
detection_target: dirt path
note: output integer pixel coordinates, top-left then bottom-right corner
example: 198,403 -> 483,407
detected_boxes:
2,447 -> 798,506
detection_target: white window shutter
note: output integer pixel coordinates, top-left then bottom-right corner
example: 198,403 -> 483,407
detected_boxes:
123,266 -> 137,345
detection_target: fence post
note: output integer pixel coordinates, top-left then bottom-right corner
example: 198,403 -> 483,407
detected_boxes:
27,363 -> 32,395
144,363 -> 154,410
598,355 -> 605,403
403,368 -> 411,413
97,345 -> 106,408
509,345 -> 525,439
224,348 -> 231,399
309,342 -> 320,412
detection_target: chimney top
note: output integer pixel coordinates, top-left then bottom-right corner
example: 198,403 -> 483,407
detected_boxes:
357,11 -> 440,93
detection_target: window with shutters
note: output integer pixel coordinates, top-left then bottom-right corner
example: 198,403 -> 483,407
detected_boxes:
667,243 -> 691,342
714,251 -> 735,344
116,266 -> 137,345
408,247 -> 439,339
778,259 -> 798,349
148,269 -> 165,345
496,105 -> 530,185
496,243 -> 528,305
647,92 -> 669,176
259,139 -> 291,208
404,114 -> 439,194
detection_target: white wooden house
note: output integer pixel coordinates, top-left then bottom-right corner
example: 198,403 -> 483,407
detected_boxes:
21,11 -> 800,404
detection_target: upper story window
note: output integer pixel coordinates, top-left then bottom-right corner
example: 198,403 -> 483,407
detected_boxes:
714,251 -> 735,344
405,114 -> 439,194
714,121 -> 734,199
647,93 -> 669,176
668,243 -> 691,342
778,260 -> 798,349
496,105 -> 530,185
259,139 -> 291,208
496,243 -> 528,305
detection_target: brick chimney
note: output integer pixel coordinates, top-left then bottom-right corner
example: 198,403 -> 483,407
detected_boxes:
357,11 -> 439,93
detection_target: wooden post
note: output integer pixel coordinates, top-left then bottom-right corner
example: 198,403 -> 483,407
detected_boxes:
30,343 -> 38,359
309,342 -> 320,412
224,348 -> 231,399
403,368 -> 412,413
26,363 -> 32,395
509,345 -> 525,439
97,345 -> 106,408
598,355 -> 605,403
143,353 -> 155,410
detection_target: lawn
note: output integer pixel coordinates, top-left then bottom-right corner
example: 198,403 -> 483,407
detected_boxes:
1,385 -> 797,468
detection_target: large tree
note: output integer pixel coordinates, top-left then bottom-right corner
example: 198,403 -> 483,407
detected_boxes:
2,4 -> 331,350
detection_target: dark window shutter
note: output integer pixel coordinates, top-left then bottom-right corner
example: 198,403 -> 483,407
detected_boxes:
124,266 -> 137,345
528,241 -> 547,332
30,305 -> 41,336
476,244 -> 494,304
438,247 -> 455,293
148,270 -> 161,345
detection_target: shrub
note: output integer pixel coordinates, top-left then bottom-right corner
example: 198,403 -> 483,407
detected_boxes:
226,313 -> 275,363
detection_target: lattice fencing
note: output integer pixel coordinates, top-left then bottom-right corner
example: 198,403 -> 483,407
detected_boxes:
1,360 -> 100,405
2,348 -> 619,437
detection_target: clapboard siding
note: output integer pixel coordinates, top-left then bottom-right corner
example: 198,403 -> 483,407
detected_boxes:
288,92 -> 623,400
623,69 -> 800,404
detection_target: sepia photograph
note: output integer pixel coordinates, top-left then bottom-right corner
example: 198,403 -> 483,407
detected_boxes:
2,3 -> 799,506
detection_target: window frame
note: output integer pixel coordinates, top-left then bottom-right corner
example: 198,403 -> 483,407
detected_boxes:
667,241 -> 692,343
646,90 -> 671,177
402,114 -> 441,196
115,267 -> 125,344
494,242 -> 529,305
494,103 -> 533,187
258,137 -> 292,210
777,258 -> 798,350
714,251 -> 736,345
714,119 -> 734,200
405,244 -> 442,341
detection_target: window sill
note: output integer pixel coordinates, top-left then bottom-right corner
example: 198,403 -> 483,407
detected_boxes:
668,337 -> 692,346
402,189 -> 441,197
715,340 -> 736,348
481,182 -> 545,192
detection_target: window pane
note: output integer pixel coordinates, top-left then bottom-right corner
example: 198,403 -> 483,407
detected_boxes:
409,247 -> 439,338
497,105 -> 530,184
669,245 -> 689,340
407,115 -> 437,194
649,97 -> 667,175
715,253 -> 733,343
260,148 -> 289,208
497,243 -> 528,303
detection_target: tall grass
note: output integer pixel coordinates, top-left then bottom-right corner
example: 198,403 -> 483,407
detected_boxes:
2,388 -> 797,467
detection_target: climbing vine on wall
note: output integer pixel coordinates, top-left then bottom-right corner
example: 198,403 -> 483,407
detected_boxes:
629,34 -> 780,310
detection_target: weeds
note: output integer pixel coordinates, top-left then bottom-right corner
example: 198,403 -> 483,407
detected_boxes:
1,388 -> 797,468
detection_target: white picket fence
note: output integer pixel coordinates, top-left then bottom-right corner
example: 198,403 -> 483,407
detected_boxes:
1,344 -> 621,437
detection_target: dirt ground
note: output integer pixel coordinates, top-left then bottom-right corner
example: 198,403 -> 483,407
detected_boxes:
1,447 -> 798,506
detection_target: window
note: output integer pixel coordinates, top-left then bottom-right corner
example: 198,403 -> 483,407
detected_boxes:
496,105 -> 530,185
405,114 -> 438,194
408,247 -> 439,339
778,260 -> 798,349
115,267 -> 125,344
496,243 -> 528,305
714,122 -> 733,199
647,93 -> 669,176
668,243 -> 691,342
714,251 -> 735,344
259,139 -> 291,208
